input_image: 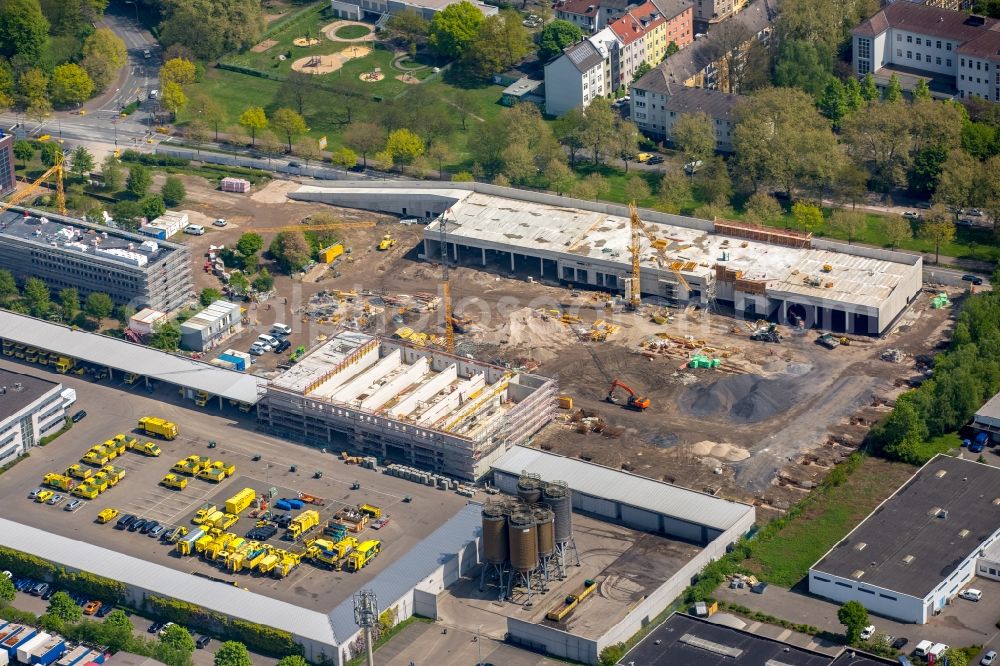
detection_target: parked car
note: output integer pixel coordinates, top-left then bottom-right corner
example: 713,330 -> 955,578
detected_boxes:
147,525 -> 165,538
982,649 -> 997,665
129,518 -> 148,532
257,334 -> 279,347
41,587 -> 55,600
159,622 -> 176,637
71,410 -> 87,422
860,625 -> 876,641
116,514 -> 137,530
271,323 -> 292,336
184,224 -> 205,236
140,520 -> 159,534
30,583 -> 49,597
149,621 -> 164,634
902,211 -> 921,220
212,218 -> 228,227
96,604 -> 112,617
683,160 -> 703,174
35,490 -> 54,503
143,49 -> 151,59
83,601 -> 102,615
64,499 -> 83,512
962,274 -> 985,285
636,152 -> 653,163
248,344 -> 266,356
196,636 -> 212,649
28,487 -> 43,499
647,155 -> 665,165
47,494 -> 63,505
273,339 -> 291,353
959,588 -> 983,601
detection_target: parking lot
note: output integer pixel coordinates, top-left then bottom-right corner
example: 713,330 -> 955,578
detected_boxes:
0,357 -> 470,609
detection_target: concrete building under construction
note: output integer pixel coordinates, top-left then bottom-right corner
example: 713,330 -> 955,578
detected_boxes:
292,182 -> 924,335
258,329 -> 556,480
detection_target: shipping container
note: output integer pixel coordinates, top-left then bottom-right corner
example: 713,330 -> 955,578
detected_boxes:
220,178 -> 250,193
16,632 -> 49,663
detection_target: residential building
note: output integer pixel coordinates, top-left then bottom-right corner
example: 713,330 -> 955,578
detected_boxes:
329,0 -> 495,21
0,133 -> 14,197
0,368 -> 65,466
694,0 -> 751,26
888,0 -> 972,11
544,27 -> 619,116
851,2 -> 1000,101
554,0 -> 691,35
0,208 -> 193,312
810,455 -> 1000,624
631,79 -> 742,150
179,300 -> 243,352
544,0 -> 692,115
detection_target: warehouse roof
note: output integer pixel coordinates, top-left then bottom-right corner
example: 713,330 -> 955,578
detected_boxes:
0,368 -> 59,417
493,447 -> 753,531
0,518 -> 337,648
0,312 -> 266,404
326,502 -> 481,641
973,390 -> 1000,429
621,613 -> 832,666
811,455 -> 1000,598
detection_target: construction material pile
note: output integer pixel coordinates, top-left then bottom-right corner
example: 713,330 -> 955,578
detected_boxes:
680,373 -> 798,424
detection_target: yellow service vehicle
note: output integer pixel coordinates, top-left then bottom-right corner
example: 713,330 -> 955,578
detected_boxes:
138,416 -> 178,440
127,439 -> 161,456
66,464 -> 93,480
71,484 -> 100,500
96,508 -> 119,524
193,503 -> 217,523
43,473 -> 76,491
161,474 -> 188,490
100,465 -> 126,486
344,540 -> 382,572
35,490 -> 54,503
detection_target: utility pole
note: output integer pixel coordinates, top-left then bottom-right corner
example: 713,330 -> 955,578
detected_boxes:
353,589 -> 378,666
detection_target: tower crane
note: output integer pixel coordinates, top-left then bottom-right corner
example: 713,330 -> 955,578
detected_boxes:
439,209 -> 455,354
1,153 -> 66,217
625,202 -> 690,308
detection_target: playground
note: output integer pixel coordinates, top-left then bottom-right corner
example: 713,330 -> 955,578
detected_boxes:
322,20 -> 375,43
291,45 -> 373,75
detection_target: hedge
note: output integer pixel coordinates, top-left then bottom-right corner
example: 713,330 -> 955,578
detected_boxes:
0,547 -> 126,604
0,452 -> 28,475
39,417 -> 72,446
120,150 -> 190,167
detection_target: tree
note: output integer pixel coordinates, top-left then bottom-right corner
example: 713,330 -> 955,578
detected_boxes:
50,63 -> 94,107
23,277 -> 50,317
658,170 -> 692,213
344,122 -> 383,169
883,73 -> 903,103
294,139 -> 321,168
13,139 -> 33,168
149,321 -> 181,351
774,39 -> 831,97
882,214 -> 912,249
40,142 -> 62,168
59,287 -> 79,321
385,9 -> 428,53
236,232 -> 263,257
842,102 -> 913,194
817,78 -> 848,125
258,131 -> 283,166
624,175 -> 651,203
451,88 -> 479,132
141,195 -> 166,220
271,107 -> 307,153
860,72 -> 879,101
101,610 -> 134,653
538,20 -> 582,61
838,600 -> 869,646
0,0 -> 49,61
546,159 -> 575,195
69,145 -> 94,179
111,200 -> 143,230
384,128 -> 425,166
161,175 -> 186,207
695,156 -> 732,205
571,172 -> 607,201
47,591 -> 82,623
744,192 -> 783,225
18,67 -> 48,107
228,270 -> 249,295
161,81 -> 188,120
85,291 -> 114,321
464,10 -> 531,78
159,0 -> 263,61
912,78 -> 931,101
101,155 -> 124,191
252,268 -> 273,292
934,149 -> 978,215
160,624 -> 196,653
828,209 -> 867,244
160,58 -> 196,88
554,107 -> 586,165
269,231 -> 311,273
127,164 -> 152,198
633,61 -> 653,81
429,0 -> 484,58
580,97 -> 615,164
214,641 -> 252,666
427,142 -> 454,179
0,571 -> 14,602
0,269 -> 17,302
239,106 -> 267,146
791,201 -> 823,232
276,657 -> 308,666
82,28 -> 127,92
329,146 -> 358,170
611,118 -> 641,172
979,155 -> 1000,233
190,94 -> 226,141
918,204 -> 956,263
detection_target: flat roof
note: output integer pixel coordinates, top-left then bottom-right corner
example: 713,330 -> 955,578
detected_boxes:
0,312 -> 266,404
975,391 -> 1000,424
0,517 -> 337,649
180,300 -> 240,331
829,651 -> 898,665
0,368 -> 59,416
621,613 -> 832,666
492,446 -> 753,532
0,209 -> 178,269
425,191 -> 913,309
811,455 -> 1000,598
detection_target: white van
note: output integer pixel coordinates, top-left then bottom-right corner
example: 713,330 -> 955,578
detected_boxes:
914,640 -> 934,657
184,224 -> 205,236
257,334 -> 279,347
929,643 -> 950,657
271,323 -> 292,336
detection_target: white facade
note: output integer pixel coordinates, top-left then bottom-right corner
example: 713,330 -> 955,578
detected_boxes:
0,374 -> 65,466
544,28 -> 619,116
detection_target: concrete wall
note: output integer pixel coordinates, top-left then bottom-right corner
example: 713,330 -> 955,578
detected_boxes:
808,571 -> 926,624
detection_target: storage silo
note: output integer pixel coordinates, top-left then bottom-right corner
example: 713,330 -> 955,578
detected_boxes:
542,481 -> 572,543
517,473 -> 542,504
533,504 -> 555,558
481,502 -> 509,564
508,510 -> 539,573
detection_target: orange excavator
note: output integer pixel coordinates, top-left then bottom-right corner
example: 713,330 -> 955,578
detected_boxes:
606,380 -> 651,411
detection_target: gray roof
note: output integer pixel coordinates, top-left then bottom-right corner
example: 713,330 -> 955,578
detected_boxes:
0,312 -> 266,404
663,86 -> 742,120
974,390 -> 1000,428
622,613 -> 832,666
493,447 -> 753,531
0,368 -> 59,417
0,517 -> 338,649
565,40 -> 605,73
811,455 -> 1000,598
326,502 -> 481,641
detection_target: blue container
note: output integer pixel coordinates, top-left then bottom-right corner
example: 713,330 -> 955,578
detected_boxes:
287,499 -> 304,510
274,499 -> 292,511
33,636 -> 66,665
139,226 -> 167,240
218,354 -> 247,372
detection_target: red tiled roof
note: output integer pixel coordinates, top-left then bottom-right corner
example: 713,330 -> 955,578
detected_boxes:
555,0 -> 599,17
609,0 -> 664,45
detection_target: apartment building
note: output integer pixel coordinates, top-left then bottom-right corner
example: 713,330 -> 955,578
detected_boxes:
544,27 -> 618,116
0,208 -> 193,312
0,368 -> 65,466
852,2 -> 1000,101
0,133 -> 14,197
631,84 -> 741,150
554,0 -> 635,32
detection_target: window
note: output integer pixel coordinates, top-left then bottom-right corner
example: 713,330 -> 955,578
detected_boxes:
916,37 -> 921,45
991,568 -> 998,576
961,74 -> 965,81
937,57 -> 941,65
835,581 -> 852,588
907,51 -> 912,59
962,58 -> 966,67
879,593 -> 898,600
907,35 -> 913,43
898,49 -> 903,57
896,34 -> 901,42
858,37 -> 871,61
947,42 -> 952,50
947,59 -> 952,67
936,40 -> 941,49
859,588 -> 875,595
916,53 -> 921,61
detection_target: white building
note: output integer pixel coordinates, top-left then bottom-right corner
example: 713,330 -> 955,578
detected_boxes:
630,82 -> 741,151
810,455 -> 1000,624
544,27 -> 619,116
179,300 -> 242,352
852,2 -> 1000,101
0,368 -> 66,465
330,0 -> 495,21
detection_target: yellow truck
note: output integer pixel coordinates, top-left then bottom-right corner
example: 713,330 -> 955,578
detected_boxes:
99,465 -> 125,486
161,474 -> 188,490
197,460 -> 235,483
96,508 -> 119,524
88,475 -> 109,493
127,439 -> 161,457
273,551 -> 301,578
66,464 -> 93,480
175,528 -> 206,556
173,455 -> 210,475
82,447 -> 111,467
43,473 -> 76,492
224,488 -> 255,515
195,390 -> 209,407
193,503 -> 217,523
200,510 -> 224,527
359,504 -> 382,520
138,416 -> 178,440
55,356 -> 75,373
257,551 -> 281,574
345,540 -> 382,572
286,510 -> 320,540
312,537 -> 358,568
71,483 -> 100,500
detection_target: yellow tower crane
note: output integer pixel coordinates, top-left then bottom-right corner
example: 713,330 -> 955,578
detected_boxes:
1,153 -> 66,217
440,209 -> 455,354
625,202 -> 643,310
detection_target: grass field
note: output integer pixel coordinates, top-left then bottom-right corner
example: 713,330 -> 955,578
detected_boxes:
335,24 -> 371,39
745,457 -> 916,587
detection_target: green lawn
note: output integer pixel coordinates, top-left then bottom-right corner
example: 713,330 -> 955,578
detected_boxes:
745,457 -> 916,587
335,24 -> 370,39
221,2 -> 337,73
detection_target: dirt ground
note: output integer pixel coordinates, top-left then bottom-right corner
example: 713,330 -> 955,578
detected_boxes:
168,175 -> 961,519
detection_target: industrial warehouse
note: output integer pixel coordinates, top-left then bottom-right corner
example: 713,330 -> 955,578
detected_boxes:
259,329 -> 557,480
0,207 -> 193,312
292,182 -> 924,335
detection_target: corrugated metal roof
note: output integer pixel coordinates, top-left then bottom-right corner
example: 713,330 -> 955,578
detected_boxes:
0,312 -> 266,404
493,447 -> 753,531
326,503 -> 481,641
0,518 -> 337,648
